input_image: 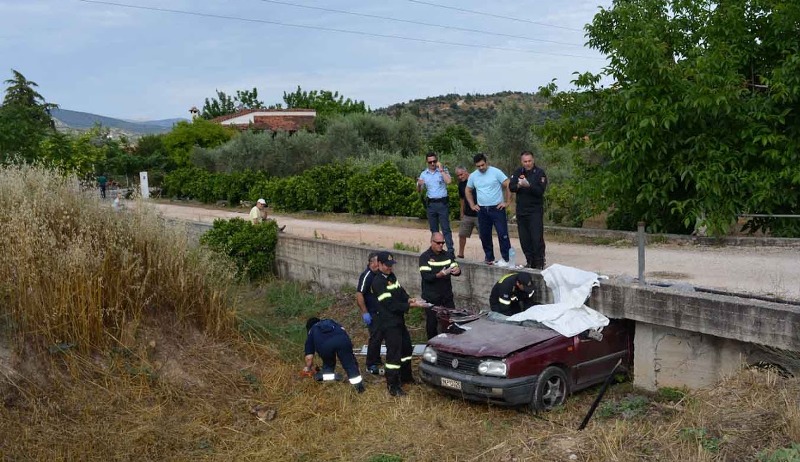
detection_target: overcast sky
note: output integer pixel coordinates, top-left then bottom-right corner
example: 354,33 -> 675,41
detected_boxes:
0,0 -> 611,120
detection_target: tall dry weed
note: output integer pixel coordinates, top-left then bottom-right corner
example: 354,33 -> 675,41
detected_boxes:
0,164 -> 235,352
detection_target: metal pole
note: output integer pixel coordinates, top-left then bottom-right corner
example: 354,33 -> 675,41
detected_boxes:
637,221 -> 645,284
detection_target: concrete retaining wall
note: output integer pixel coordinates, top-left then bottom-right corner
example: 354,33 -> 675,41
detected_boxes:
182,220 -> 800,390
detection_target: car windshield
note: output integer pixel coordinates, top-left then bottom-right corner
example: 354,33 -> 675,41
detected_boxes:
485,310 -> 549,330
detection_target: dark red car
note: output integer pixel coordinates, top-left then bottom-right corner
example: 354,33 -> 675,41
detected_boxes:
418,313 -> 634,411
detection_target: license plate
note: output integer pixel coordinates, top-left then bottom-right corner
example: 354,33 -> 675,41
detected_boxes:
441,377 -> 462,390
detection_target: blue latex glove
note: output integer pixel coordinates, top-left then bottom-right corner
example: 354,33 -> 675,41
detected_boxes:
362,312 -> 372,325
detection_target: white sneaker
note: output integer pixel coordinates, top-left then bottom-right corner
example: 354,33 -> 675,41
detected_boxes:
494,260 -> 510,268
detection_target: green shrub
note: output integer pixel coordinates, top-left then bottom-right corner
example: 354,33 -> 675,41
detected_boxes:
546,182 -> 589,227
758,444 -> 800,462
200,218 -> 278,281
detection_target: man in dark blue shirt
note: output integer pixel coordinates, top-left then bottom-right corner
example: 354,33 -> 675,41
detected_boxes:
303,317 -> 365,393
356,252 -> 382,374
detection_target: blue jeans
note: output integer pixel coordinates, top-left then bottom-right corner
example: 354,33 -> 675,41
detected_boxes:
478,206 -> 510,262
426,200 -> 454,253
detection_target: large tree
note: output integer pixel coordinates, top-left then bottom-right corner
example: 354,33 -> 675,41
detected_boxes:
539,0 -> 800,236
201,88 -> 266,120
283,86 -> 367,133
0,70 -> 57,162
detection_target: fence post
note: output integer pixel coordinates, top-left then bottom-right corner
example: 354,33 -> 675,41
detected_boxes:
637,221 -> 646,284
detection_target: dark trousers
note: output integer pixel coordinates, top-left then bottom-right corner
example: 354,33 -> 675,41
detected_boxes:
517,211 -> 546,268
366,317 -> 384,367
318,335 -> 361,380
425,297 -> 454,340
100,185 -> 107,199
383,324 -> 413,388
478,206 -> 511,262
426,201 -> 454,253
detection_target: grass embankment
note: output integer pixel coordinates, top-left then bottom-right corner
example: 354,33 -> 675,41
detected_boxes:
1,165 -> 799,461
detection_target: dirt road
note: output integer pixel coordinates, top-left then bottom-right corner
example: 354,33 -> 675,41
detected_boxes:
149,202 -> 800,301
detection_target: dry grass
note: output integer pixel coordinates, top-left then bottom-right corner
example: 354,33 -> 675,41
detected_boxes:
2,166 -> 799,461
0,164 -> 235,352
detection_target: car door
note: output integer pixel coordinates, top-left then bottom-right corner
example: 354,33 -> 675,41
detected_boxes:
572,321 -> 630,387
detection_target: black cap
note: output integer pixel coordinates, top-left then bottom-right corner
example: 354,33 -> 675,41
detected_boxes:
376,251 -> 397,266
516,272 -> 533,287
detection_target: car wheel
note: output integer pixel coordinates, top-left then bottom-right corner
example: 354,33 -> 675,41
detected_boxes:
531,366 -> 569,412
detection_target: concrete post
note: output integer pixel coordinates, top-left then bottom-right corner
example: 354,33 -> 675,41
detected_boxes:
637,221 -> 645,283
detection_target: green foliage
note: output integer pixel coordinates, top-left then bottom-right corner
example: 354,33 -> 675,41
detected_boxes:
346,162 -> 424,218
162,119 -> 236,167
655,386 -> 688,403
758,444 -> 800,462
201,88 -> 267,120
236,280 -> 333,361
199,218 -> 278,281
597,394 -> 650,419
0,69 -> 57,162
163,167 -> 269,204
485,103 -> 536,175
392,242 -> 419,252
538,0 -> 800,237
546,182 -> 588,227
368,455 -> 403,462
679,427 -> 721,453
283,86 -> 368,133
428,124 -> 478,156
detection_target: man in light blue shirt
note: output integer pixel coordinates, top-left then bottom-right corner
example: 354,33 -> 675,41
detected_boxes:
417,151 -> 454,256
465,153 -> 512,267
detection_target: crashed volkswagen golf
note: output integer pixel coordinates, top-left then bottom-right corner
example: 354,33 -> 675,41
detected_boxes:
418,313 -> 634,411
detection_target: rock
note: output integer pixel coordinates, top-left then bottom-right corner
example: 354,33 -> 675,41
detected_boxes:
250,404 -> 277,422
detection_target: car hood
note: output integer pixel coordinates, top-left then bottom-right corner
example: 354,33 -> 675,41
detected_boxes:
428,318 -> 561,357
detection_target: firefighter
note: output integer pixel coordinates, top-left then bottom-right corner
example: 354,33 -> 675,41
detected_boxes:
419,232 -> 461,339
371,251 -> 427,396
489,272 -> 536,317
303,317 -> 365,393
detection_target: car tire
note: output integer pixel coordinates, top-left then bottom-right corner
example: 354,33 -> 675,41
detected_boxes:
531,366 -> 569,412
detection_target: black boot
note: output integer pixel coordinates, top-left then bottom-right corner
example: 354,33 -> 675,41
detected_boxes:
386,371 -> 406,396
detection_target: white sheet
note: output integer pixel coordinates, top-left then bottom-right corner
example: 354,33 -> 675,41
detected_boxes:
506,264 -> 609,337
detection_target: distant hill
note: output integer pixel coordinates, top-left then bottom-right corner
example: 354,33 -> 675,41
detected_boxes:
50,108 -> 185,136
374,91 -> 556,139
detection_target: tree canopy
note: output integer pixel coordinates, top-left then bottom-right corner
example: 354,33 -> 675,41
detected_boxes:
0,70 -> 57,162
539,0 -> 800,236
201,88 -> 266,119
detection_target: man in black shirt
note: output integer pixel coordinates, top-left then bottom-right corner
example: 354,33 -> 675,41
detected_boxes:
419,232 -> 461,339
371,251 -> 427,396
509,150 -> 548,269
356,252 -> 382,374
489,272 -> 536,317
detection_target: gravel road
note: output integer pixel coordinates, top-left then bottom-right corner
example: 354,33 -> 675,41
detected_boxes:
149,202 -> 800,302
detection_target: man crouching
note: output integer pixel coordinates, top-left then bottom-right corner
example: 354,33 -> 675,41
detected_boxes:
303,317 -> 365,393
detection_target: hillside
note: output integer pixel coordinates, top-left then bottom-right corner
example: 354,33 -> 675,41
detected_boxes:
374,91 -> 557,138
51,108 -> 184,137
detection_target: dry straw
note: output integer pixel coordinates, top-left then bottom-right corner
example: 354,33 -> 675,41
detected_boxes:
0,164 -> 235,352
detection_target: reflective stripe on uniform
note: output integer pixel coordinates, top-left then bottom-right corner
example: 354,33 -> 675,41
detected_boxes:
322,373 -> 336,381
387,282 -> 401,290
419,266 -> 432,272
498,273 -> 516,283
385,363 -> 401,370
378,292 -> 392,301
429,259 -> 452,267
498,297 -> 512,305
401,356 -> 412,363
349,375 -> 363,385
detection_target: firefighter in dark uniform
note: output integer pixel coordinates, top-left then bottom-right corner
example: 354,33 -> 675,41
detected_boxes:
489,272 -> 536,317
356,251 -> 382,374
371,251 -> 427,396
419,232 -> 461,339
509,150 -> 548,269
303,317 -> 365,393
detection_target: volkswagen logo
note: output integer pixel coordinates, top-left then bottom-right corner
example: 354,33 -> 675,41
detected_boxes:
451,358 -> 459,369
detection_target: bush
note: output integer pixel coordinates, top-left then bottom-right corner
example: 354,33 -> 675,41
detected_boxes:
200,218 -> 279,281
546,182 -> 588,227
